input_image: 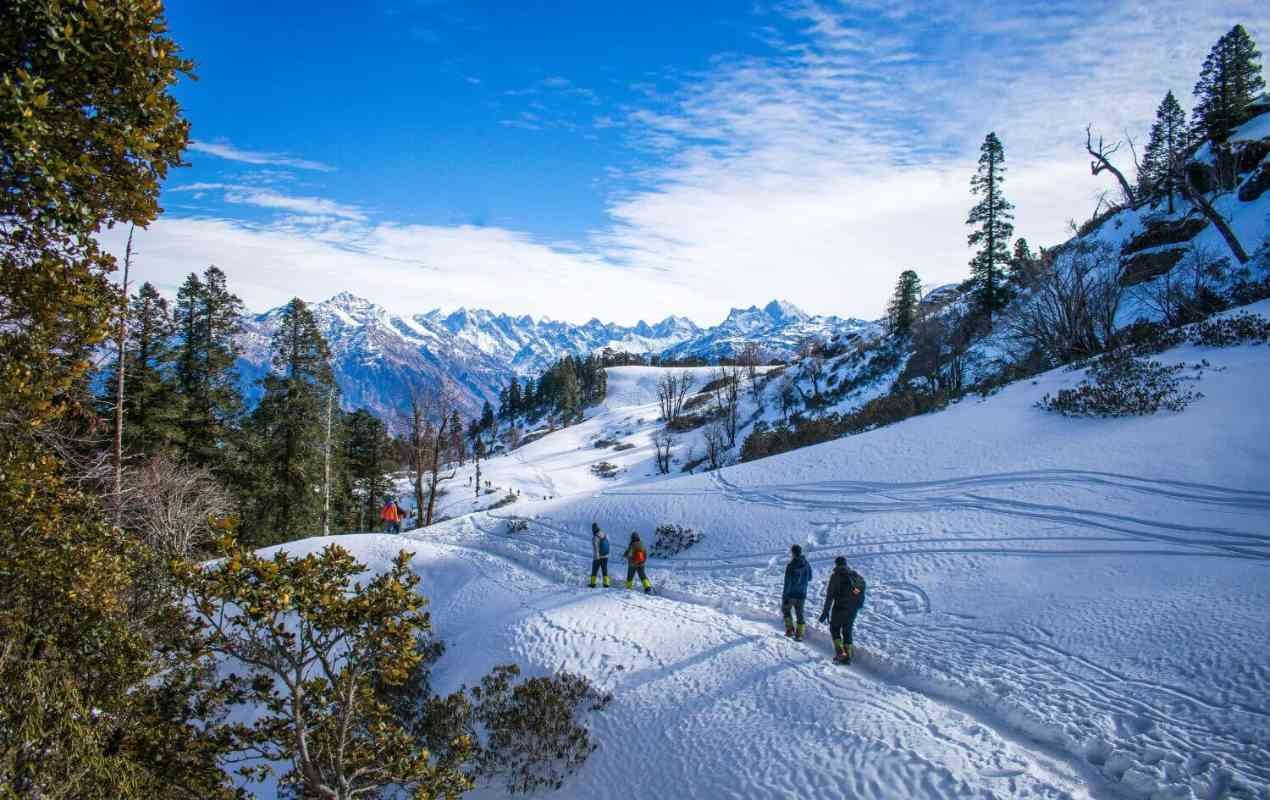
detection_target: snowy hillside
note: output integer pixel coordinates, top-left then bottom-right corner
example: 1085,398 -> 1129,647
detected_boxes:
268,307 -> 1270,799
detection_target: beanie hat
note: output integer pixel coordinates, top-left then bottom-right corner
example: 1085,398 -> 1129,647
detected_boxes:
835,556 -> 847,567
592,522 -> 600,534
791,544 -> 802,556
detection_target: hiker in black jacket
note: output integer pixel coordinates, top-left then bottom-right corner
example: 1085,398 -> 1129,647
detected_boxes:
818,556 -> 866,664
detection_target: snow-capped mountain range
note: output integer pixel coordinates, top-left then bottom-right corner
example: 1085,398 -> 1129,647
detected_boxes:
237,293 -> 870,418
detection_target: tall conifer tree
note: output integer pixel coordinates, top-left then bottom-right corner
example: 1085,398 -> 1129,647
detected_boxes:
886,270 -> 922,336
245,298 -> 336,545
174,266 -> 244,468
1192,25 -> 1265,142
966,132 -> 1015,321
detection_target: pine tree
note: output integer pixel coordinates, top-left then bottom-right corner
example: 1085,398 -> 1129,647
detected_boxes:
966,132 -> 1015,321
556,358 -> 580,422
244,298 -> 337,545
886,270 -> 923,336
174,266 -> 245,468
1192,25 -> 1265,143
1138,92 -> 1190,212
479,400 -> 496,436
508,379 -> 522,419
105,282 -> 185,456
340,408 -> 391,532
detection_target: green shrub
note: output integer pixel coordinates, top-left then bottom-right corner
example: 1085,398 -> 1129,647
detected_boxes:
1038,351 -> 1201,417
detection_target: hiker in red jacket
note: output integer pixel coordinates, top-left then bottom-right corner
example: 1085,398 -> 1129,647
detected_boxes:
381,498 -> 402,534
623,532 -> 652,594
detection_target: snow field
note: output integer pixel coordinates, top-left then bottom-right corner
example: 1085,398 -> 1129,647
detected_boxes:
301,304 -> 1270,799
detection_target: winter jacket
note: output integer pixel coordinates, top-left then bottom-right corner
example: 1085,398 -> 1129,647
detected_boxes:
381,502 -> 400,523
821,565 -> 865,619
623,538 -> 647,566
782,555 -> 812,600
592,529 -> 610,559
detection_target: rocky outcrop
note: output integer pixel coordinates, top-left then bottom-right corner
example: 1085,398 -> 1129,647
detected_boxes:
1120,249 -> 1186,287
1121,218 -> 1208,256
1238,162 -> 1270,202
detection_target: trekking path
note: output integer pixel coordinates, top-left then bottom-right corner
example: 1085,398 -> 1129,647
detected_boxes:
379,532 -> 1110,800
344,317 -> 1270,798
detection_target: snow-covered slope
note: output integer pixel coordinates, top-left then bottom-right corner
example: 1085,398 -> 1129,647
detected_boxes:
272,304 -> 1270,799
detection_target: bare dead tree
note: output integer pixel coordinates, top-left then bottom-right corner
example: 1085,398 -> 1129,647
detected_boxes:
120,453 -> 234,561
1134,240 -> 1228,327
653,429 -> 675,475
1176,169 -> 1249,264
702,422 -> 728,471
710,366 -> 742,446
737,342 -> 764,404
112,225 -> 134,526
405,384 -> 459,527
1086,125 -> 1137,208
655,370 -> 695,422
1009,241 -> 1121,363
798,339 -> 826,402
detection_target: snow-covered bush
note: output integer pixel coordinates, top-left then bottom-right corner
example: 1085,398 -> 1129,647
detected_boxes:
612,442 -> 635,451
505,519 -> 529,533
1038,351 -> 1202,417
590,461 -> 620,479
489,491 -> 518,510
1189,312 -> 1270,346
650,524 -> 702,557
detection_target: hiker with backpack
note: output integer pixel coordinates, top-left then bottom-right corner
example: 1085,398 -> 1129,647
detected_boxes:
381,498 -> 402,534
623,532 -> 652,594
781,544 -> 813,641
589,522 -> 611,588
818,556 -> 866,664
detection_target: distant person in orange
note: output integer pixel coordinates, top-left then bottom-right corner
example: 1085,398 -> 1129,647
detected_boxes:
623,532 -> 652,594
381,498 -> 403,534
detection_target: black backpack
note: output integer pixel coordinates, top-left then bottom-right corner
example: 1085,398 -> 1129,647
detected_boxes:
838,569 -> 866,607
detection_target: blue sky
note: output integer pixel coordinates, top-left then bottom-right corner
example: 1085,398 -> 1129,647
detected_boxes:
113,0 -> 1266,324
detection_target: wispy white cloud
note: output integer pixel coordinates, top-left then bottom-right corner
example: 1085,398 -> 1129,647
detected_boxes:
169,183 -> 367,221
188,140 -> 335,172
129,3 -> 1265,325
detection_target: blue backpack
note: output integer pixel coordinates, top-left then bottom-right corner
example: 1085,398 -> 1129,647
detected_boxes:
597,536 -> 610,557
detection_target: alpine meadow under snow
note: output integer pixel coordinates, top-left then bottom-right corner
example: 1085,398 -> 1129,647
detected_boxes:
6,4 -> 1270,800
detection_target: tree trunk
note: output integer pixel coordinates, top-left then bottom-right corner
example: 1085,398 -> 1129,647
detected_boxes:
112,226 -> 133,526
322,389 -> 332,536
1180,175 -> 1249,264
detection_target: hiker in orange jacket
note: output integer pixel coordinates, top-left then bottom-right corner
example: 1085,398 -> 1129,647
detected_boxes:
381,498 -> 402,534
623,532 -> 652,594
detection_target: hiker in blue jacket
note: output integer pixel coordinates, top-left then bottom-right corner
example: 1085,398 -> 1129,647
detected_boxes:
781,544 -> 813,641
589,522 -> 611,588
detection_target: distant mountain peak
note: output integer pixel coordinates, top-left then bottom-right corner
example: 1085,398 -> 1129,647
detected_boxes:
763,299 -> 809,322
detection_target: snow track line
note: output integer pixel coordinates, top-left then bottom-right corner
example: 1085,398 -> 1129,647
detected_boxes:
420,517 -> 1148,799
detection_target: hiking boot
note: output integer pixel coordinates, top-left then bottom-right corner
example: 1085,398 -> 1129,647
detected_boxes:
625,579 -> 634,590
602,575 -> 611,588
588,576 -> 597,588
794,623 -> 805,642
784,624 -> 795,638
641,579 -> 653,594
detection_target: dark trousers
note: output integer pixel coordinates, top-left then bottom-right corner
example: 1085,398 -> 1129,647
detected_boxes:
626,564 -> 648,583
830,606 -> 860,645
781,597 -> 806,625
590,557 -> 609,578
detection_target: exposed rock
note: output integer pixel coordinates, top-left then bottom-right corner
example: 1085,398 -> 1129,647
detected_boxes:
1185,161 -> 1218,195
1121,218 -> 1208,256
1120,249 -> 1186,287
1236,138 -> 1270,174
1238,162 -> 1270,202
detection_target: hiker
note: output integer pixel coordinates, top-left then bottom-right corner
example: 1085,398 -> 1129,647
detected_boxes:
589,522 -> 611,588
623,532 -> 652,594
819,556 -> 866,664
782,544 -> 813,641
381,498 -> 402,534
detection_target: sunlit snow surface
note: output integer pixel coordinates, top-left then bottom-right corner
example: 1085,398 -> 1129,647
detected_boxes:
271,304 -> 1270,800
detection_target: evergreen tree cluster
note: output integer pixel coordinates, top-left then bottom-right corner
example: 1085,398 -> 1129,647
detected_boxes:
498,354 -> 608,424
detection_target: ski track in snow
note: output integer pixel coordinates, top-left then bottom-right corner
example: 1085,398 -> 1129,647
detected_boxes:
352,343 -> 1270,799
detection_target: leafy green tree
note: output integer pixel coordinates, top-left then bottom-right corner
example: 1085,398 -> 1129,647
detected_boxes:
174,266 -> 245,469
886,270 -> 922,336
966,132 -> 1015,320
182,542 -> 474,800
1192,24 -> 1265,142
1139,91 -> 1190,212
243,298 -> 337,546
0,1 -> 236,795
